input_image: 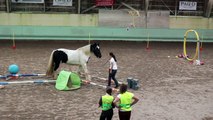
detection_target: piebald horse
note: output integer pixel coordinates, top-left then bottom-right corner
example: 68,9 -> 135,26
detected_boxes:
46,43 -> 102,80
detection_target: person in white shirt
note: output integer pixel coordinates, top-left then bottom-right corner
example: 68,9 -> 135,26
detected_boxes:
108,52 -> 119,88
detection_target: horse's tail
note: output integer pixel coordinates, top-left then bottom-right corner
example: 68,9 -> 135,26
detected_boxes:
46,51 -> 55,76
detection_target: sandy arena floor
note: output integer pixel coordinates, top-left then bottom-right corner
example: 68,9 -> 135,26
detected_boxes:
0,41 -> 213,120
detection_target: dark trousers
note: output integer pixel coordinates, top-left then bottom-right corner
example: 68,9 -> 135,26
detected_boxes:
100,109 -> 113,120
119,111 -> 131,120
108,70 -> 119,87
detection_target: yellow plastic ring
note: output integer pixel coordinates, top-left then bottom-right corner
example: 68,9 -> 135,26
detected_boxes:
183,30 -> 200,61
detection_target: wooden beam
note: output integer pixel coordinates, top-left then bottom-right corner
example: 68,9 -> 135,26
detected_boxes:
205,0 -> 213,17
121,2 -> 138,12
6,0 -> 10,13
78,0 -> 81,14
81,5 -> 96,14
145,0 -> 149,28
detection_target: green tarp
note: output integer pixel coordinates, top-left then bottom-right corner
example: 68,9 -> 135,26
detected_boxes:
55,70 -> 81,91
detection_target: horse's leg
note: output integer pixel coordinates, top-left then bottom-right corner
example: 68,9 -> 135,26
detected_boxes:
82,63 -> 91,81
54,61 -> 60,71
53,60 -> 61,79
78,65 -> 84,77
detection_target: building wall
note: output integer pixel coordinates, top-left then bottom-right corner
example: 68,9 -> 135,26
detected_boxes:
0,12 -> 212,29
0,25 -> 212,42
0,12 -> 212,42
170,16 -> 213,29
0,12 -> 98,26
98,10 -> 170,28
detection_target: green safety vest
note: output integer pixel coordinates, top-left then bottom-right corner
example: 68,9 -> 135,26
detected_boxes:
102,95 -> 114,111
119,92 -> 133,111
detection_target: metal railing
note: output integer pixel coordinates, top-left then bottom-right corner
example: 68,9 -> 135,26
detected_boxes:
0,0 -> 210,17
0,1 -> 6,11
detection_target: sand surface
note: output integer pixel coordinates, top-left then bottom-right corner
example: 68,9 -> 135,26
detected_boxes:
0,41 -> 213,120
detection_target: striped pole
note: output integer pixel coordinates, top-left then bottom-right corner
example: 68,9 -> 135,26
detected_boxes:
146,33 -> 150,50
82,80 -> 119,92
89,33 -> 91,44
12,32 -> 16,49
92,76 -> 122,84
0,73 -> 46,79
0,79 -> 55,85
0,79 -> 118,91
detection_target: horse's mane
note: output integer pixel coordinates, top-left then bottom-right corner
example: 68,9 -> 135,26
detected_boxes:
77,44 -> 90,49
77,44 -> 91,55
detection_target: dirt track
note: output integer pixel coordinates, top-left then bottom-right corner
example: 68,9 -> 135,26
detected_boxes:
0,41 -> 213,120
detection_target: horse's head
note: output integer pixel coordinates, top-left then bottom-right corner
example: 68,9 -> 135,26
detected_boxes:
90,43 -> 102,58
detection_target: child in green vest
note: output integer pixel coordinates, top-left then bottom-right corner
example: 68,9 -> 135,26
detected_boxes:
99,87 -> 115,120
113,84 -> 139,120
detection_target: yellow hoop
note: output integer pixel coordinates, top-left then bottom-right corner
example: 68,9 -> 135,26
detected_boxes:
183,30 -> 200,61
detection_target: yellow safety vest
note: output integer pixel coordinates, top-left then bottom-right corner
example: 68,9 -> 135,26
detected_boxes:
102,95 -> 114,111
119,92 -> 133,111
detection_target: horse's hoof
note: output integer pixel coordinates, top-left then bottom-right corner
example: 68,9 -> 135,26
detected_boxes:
85,80 -> 91,84
82,80 -> 90,84
0,85 -> 5,89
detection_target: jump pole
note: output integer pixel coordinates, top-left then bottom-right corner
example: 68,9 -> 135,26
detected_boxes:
89,33 -> 91,44
82,80 -> 119,92
200,34 -> 203,51
0,79 -> 118,91
12,32 -> 16,49
0,79 -> 55,85
92,76 -> 122,84
0,73 -> 46,79
146,33 -> 150,50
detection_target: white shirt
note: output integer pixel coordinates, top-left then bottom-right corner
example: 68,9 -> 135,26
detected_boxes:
109,57 -> 118,70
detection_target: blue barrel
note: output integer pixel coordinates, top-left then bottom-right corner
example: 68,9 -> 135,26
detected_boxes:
132,79 -> 139,90
127,77 -> 133,88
